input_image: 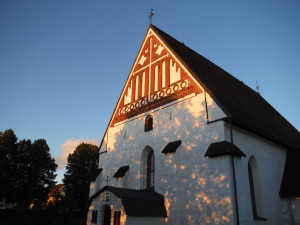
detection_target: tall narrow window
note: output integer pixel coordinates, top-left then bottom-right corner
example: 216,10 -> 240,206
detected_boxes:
146,150 -> 155,188
91,210 -> 98,224
145,115 -> 153,132
113,211 -> 121,225
248,156 -> 266,221
141,146 -> 155,189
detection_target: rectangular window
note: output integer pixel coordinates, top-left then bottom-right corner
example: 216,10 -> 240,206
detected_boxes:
113,211 -> 121,225
91,210 -> 98,224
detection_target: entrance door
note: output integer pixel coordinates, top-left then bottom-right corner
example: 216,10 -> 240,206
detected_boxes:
103,205 -> 111,225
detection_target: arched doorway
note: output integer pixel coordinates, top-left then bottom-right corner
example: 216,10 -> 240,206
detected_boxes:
102,204 -> 111,225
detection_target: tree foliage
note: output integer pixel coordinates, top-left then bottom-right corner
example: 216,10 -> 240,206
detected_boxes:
0,129 -> 18,203
0,129 -> 57,209
63,143 -> 99,213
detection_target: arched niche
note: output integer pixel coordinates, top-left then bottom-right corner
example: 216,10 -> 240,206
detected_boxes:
248,156 -> 266,220
140,145 -> 155,189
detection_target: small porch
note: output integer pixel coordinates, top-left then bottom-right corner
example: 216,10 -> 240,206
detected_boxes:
87,186 -> 167,225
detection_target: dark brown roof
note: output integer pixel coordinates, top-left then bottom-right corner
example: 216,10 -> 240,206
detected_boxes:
161,140 -> 181,154
89,186 -> 167,217
279,149 -> 300,196
113,165 -> 129,178
205,141 -> 246,157
91,168 -> 103,181
150,25 -> 300,197
151,25 -> 300,151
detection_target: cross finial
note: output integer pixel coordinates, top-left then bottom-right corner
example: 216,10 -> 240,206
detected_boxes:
149,9 -> 154,24
105,176 -> 110,186
256,81 -> 260,94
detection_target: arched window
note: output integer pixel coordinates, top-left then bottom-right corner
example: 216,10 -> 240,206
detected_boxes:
248,156 -> 266,220
146,150 -> 155,188
141,146 -> 155,189
144,115 -> 153,132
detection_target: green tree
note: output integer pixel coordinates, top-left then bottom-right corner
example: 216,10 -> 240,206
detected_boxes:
63,143 -> 99,213
29,139 -> 57,208
0,129 -> 57,209
14,139 -> 33,208
0,129 -> 18,203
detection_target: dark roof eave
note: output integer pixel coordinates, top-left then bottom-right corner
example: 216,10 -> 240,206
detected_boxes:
88,186 -> 168,217
150,25 -> 232,118
206,117 -> 299,151
161,140 -> 182,154
205,140 -> 246,157
150,25 -> 300,150
280,194 -> 300,198
113,165 -> 129,178
229,118 -> 300,151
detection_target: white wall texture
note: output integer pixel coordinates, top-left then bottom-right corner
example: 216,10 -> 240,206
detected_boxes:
88,90 -> 241,225
282,198 -> 300,225
224,124 -> 292,225
88,85 -> 296,225
125,217 -> 165,225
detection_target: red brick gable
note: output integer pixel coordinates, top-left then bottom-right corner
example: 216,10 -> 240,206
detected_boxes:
111,28 -> 202,126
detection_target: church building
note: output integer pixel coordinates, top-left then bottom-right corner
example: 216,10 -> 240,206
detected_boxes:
87,25 -> 300,225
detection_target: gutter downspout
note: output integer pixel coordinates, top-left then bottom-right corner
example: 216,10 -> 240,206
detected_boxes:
204,91 -> 240,225
99,130 -> 109,155
230,118 -> 240,225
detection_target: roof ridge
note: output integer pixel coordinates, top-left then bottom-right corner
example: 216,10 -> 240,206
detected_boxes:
151,25 -> 300,149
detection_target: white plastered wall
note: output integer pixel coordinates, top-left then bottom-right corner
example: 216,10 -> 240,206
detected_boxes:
125,217 -> 165,225
224,124 -> 288,225
281,198 -> 300,225
90,88 -> 239,225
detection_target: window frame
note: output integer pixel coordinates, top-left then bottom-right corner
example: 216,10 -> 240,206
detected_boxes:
144,115 -> 153,132
146,150 -> 155,189
248,156 -> 267,221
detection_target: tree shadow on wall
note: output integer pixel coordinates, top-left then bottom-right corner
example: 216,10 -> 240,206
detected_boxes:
98,94 -> 234,225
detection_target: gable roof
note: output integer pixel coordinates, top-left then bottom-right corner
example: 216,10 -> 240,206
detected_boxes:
88,186 -> 167,217
205,141 -> 246,157
150,25 -> 300,150
161,140 -> 181,154
113,165 -> 129,178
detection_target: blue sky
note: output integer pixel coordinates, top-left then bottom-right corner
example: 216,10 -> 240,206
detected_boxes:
1,0 -> 300,183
